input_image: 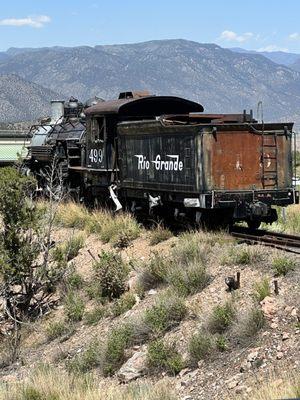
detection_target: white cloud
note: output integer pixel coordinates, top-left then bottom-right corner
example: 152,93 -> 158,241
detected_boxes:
0,15 -> 51,28
289,32 -> 300,40
257,45 -> 289,52
219,30 -> 254,43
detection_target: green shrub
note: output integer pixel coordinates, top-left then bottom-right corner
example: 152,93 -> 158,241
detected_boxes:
65,234 -> 85,260
112,292 -> 136,317
188,331 -> 213,365
103,323 -> 134,376
64,292 -> 85,322
22,386 -> 44,400
52,234 -> 85,264
84,306 -> 106,326
46,320 -> 74,341
147,339 -> 185,375
208,300 -> 235,334
137,252 -> 170,291
93,250 -> 129,300
85,281 -> 104,302
215,335 -> 228,352
149,225 -> 172,246
144,292 -> 186,335
22,385 -> 59,400
68,340 -> 102,373
166,261 -> 210,297
272,256 -> 296,276
66,271 -> 84,290
253,278 -> 271,302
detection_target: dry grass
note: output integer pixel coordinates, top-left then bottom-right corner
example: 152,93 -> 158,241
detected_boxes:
56,202 -> 90,229
235,371 -> 300,400
233,306 -> 265,345
87,210 -> 141,248
99,212 -> 141,248
149,224 -> 172,246
252,277 -> 271,302
0,365 -> 179,400
263,204 -> 300,234
55,202 -> 142,248
221,243 -> 266,266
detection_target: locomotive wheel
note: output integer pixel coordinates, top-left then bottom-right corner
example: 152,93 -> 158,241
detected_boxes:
247,220 -> 261,230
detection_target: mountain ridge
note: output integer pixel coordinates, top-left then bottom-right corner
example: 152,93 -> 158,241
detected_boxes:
1,39 -> 300,124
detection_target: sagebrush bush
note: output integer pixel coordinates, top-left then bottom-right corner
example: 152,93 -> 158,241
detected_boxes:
93,250 -> 129,300
112,292 -> 136,317
64,292 -> 85,322
144,292 -> 186,335
84,306 -> 106,326
68,340 -> 103,373
221,244 -> 264,265
253,278 -> 271,302
147,339 -> 185,375
188,331 -> 213,364
103,323 -> 134,376
235,307 -> 265,344
149,225 -> 172,246
66,271 -> 84,290
171,232 -> 209,266
272,256 -> 296,276
165,261 -> 210,297
46,320 -> 74,341
208,300 -> 235,334
137,252 -> 170,291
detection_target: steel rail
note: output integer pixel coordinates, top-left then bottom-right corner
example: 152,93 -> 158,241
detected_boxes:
230,226 -> 300,255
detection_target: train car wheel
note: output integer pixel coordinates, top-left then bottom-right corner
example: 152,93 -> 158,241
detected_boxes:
247,220 -> 261,230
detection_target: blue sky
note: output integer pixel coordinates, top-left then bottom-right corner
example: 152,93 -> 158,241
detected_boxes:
0,0 -> 300,53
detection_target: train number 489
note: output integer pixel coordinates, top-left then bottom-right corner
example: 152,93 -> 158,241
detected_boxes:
89,148 -> 103,163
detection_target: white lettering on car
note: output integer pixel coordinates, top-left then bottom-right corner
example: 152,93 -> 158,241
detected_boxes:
134,154 -> 183,171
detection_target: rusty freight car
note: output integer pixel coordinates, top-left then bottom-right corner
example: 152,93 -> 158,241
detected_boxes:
69,92 -> 298,228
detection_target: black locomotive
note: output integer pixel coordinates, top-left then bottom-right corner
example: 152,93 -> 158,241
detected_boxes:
25,91 -> 299,228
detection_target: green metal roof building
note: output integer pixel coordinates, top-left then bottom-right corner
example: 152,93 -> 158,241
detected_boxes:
0,131 -> 29,165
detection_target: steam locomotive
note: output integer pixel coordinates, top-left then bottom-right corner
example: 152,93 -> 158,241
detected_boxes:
24,91 -> 299,228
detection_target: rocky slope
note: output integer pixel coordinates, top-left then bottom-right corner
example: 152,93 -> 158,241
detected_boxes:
0,204 -> 299,400
0,74 -> 59,122
1,40 -> 300,123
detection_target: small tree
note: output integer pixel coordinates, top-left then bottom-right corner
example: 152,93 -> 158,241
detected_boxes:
0,167 -> 67,361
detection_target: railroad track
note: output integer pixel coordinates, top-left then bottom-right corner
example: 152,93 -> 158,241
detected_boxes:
230,226 -> 300,255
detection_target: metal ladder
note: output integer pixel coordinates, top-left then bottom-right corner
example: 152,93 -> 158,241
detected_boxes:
261,131 -> 278,189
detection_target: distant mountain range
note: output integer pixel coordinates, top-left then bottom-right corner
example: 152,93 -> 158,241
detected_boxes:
1,39 -> 300,125
229,47 -> 300,68
0,74 -> 58,122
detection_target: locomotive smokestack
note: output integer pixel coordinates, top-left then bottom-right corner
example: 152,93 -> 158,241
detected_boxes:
50,100 -> 65,123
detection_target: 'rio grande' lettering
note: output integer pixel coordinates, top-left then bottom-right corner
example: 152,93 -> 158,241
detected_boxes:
135,154 -> 183,171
